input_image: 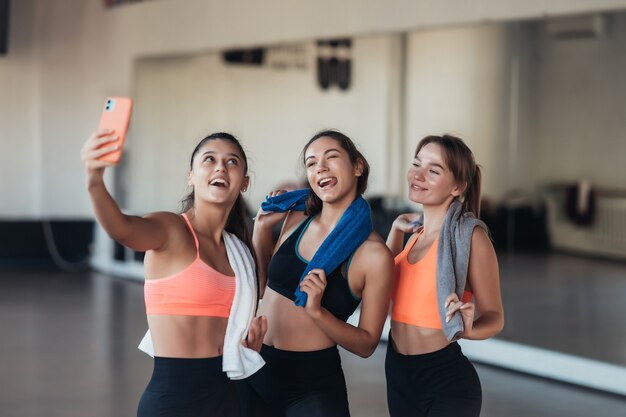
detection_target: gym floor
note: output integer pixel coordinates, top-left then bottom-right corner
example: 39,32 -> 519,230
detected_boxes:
2,251 -> 626,416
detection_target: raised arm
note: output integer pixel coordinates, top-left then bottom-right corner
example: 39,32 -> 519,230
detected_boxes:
386,213 -> 421,257
81,130 -> 168,252
301,238 -> 394,358
251,190 -> 303,293
252,213 -> 280,295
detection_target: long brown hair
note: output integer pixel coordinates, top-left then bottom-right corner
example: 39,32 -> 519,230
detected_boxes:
415,134 -> 482,217
300,130 -> 370,216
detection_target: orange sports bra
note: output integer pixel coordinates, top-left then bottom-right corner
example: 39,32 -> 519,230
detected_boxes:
144,214 -> 236,317
391,231 -> 472,329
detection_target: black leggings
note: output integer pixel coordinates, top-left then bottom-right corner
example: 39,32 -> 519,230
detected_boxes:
137,356 -> 238,417
385,339 -> 482,417
236,344 -> 351,417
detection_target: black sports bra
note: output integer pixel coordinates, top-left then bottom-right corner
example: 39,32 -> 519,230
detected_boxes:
267,216 -> 361,322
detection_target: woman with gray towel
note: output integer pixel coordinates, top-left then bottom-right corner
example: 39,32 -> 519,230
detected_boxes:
385,134 -> 504,417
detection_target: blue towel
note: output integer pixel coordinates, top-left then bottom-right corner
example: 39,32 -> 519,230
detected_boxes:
260,189 -> 373,307
260,188 -> 310,213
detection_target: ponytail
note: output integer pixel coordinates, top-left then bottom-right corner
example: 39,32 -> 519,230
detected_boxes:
180,188 -> 194,213
225,194 -> 254,254
463,165 -> 482,217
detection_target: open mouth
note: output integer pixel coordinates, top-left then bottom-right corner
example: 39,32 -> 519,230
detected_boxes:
411,184 -> 426,191
209,178 -> 229,188
318,177 -> 338,189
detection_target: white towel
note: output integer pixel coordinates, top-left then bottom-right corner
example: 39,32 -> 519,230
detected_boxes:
221,231 -> 265,379
137,330 -> 155,357
138,231 -> 265,380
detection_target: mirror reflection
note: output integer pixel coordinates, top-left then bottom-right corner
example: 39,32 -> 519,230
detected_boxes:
122,11 -> 626,368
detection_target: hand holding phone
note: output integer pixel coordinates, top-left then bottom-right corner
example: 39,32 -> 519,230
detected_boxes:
97,97 -> 133,163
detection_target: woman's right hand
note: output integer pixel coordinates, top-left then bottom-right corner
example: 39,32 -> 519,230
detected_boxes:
80,130 -> 119,188
242,316 -> 268,353
254,189 -> 289,229
392,213 -> 422,234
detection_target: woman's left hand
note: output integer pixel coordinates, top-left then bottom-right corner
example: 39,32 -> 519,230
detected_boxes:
242,316 -> 268,352
444,293 -> 475,336
299,268 -> 327,319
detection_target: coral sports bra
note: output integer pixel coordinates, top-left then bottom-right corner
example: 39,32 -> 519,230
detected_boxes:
144,214 -> 236,317
392,231 -> 471,329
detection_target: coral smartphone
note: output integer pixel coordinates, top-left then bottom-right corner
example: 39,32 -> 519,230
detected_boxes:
97,96 -> 133,163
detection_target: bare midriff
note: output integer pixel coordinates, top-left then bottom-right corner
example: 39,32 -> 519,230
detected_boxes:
147,315 -> 228,358
390,321 -> 451,355
259,288 -> 336,351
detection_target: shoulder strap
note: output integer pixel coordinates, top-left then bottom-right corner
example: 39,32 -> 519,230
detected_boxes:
402,229 -> 423,255
181,213 -> 200,256
295,216 -> 315,239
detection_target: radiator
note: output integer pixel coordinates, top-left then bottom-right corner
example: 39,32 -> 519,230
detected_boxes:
545,190 -> 626,260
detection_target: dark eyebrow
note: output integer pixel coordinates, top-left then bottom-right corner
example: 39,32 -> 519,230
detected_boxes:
305,148 -> 342,162
415,156 -> 445,170
201,151 -> 241,160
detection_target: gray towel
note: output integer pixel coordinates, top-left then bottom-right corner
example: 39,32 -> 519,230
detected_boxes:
436,199 -> 488,341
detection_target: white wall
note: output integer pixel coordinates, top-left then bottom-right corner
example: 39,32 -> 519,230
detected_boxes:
0,0 -> 40,218
527,13 -> 626,190
3,0 -> 626,218
128,37 -> 402,212
405,24 -> 514,201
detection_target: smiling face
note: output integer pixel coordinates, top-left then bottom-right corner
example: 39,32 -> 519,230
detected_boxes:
187,139 -> 249,206
304,136 -> 363,205
407,142 -> 464,207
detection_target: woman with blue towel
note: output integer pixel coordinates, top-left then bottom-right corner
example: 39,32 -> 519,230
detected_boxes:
385,134 -> 504,417
237,130 -> 394,416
